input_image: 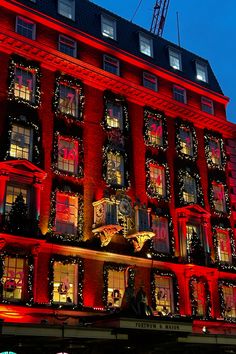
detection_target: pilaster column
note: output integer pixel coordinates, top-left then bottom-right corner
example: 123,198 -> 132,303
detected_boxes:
32,244 -> 40,302
178,212 -> 188,260
0,174 -> 9,224
33,178 -> 43,221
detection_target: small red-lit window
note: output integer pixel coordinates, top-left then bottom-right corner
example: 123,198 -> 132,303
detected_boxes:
57,136 -> 79,174
212,182 -> 226,212
55,192 -> 78,235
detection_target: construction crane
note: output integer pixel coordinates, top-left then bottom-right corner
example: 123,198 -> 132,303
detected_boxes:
150,0 -> 170,37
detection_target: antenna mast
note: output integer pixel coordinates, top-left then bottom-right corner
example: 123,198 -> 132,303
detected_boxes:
150,0 -> 170,37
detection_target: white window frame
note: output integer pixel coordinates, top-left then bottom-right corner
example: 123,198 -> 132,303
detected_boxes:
169,48 -> 182,70
106,102 -> 123,130
183,175 -> 197,203
222,285 -> 236,319
139,33 -> 153,57
143,72 -> 158,92
107,269 -> 126,308
179,126 -> 193,156
5,184 -> 29,216
173,85 -> 187,104
107,152 -> 124,186
216,230 -> 232,263
57,135 -> 79,174
58,0 -> 75,20
201,97 -> 214,115
212,182 -> 226,213
58,83 -> 79,117
14,66 -> 36,103
52,261 -> 78,305
58,34 -> 77,57
3,256 -> 27,302
152,216 -> 170,254
55,192 -> 78,235
101,14 -> 117,40
153,275 -> 174,315
16,16 -> 36,40
196,61 -> 208,83
103,54 -> 120,76
149,164 -> 166,198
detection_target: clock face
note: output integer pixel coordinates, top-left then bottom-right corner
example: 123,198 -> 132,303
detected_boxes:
96,204 -> 104,220
119,198 -> 132,216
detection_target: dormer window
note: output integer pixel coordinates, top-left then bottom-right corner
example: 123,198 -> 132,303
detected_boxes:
143,72 -> 158,91
139,33 -> 153,57
196,62 -> 208,83
59,35 -> 77,57
58,0 -> 75,20
169,48 -> 182,70
16,16 -> 36,40
101,14 -> 116,40
103,55 -> 120,76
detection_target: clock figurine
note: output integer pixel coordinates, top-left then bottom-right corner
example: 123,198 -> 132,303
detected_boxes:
118,198 -> 132,217
96,203 -> 105,223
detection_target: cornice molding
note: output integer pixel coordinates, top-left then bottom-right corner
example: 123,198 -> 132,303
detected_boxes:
0,29 -> 235,137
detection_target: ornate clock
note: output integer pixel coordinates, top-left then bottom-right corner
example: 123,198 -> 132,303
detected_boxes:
118,198 -> 132,217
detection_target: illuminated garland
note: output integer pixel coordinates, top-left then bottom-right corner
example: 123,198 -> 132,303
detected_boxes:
103,263 -> 135,310
52,131 -> 84,179
212,225 -> 236,271
4,115 -> 41,165
49,255 -> 83,309
48,186 -> 84,244
175,119 -> 198,161
151,269 -> 179,315
143,107 -> 168,151
103,144 -> 130,190
53,74 -> 84,123
0,253 -> 34,306
102,90 -> 129,134
189,275 -> 211,319
146,158 -> 170,201
208,175 -> 230,217
177,168 -> 204,207
8,55 -> 41,109
218,279 -> 236,322
149,211 -> 175,259
204,130 -> 226,170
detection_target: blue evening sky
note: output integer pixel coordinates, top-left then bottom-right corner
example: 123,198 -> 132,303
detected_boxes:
92,0 -> 236,123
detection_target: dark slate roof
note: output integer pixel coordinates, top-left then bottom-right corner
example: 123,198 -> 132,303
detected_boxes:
18,0 -> 223,94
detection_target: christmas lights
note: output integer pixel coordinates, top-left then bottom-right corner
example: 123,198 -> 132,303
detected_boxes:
103,263 -> 135,310
53,73 -> 84,123
208,174 -> 230,217
146,157 -> 170,201
4,115 -> 41,165
48,186 -> 84,244
143,107 -> 168,151
52,131 -> 84,179
177,167 -> 204,207
212,225 -> 236,271
218,279 -> 236,322
204,130 -> 226,170
151,269 -> 179,315
175,119 -> 198,161
49,255 -> 84,309
101,90 -> 129,134
189,275 -> 211,319
8,55 -> 41,109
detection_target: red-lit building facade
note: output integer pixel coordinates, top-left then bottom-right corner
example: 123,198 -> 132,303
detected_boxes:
0,0 -> 236,353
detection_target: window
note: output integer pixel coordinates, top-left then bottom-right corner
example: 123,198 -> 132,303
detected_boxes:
139,33 -> 153,57
196,62 -> 208,83
106,152 -> 124,186
55,192 -> 78,235
169,48 -> 182,70
183,175 -> 197,203
146,115 -> 163,147
10,124 -> 32,160
152,216 -> 170,254
143,72 -> 158,91
57,136 -> 79,174
149,164 -> 166,198
216,230 -> 232,263
101,15 -> 116,40
58,84 -> 78,117
58,0 -> 75,20
153,275 -> 174,315
201,97 -> 214,115
186,224 -> 202,256
173,85 -> 187,104
2,256 -> 27,302
14,66 -> 36,103
16,16 -> 36,40
59,35 -> 77,57
191,279 -> 206,316
107,269 -> 125,308
53,261 -> 78,304
222,285 -> 236,319
208,137 -> 222,166
103,55 -> 120,76
5,185 -> 28,215
106,102 -> 123,130
212,182 -> 226,212
179,126 -> 193,156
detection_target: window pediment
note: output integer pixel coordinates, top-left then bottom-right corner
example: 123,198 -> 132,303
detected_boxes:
176,204 -> 210,217
0,160 -> 46,181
